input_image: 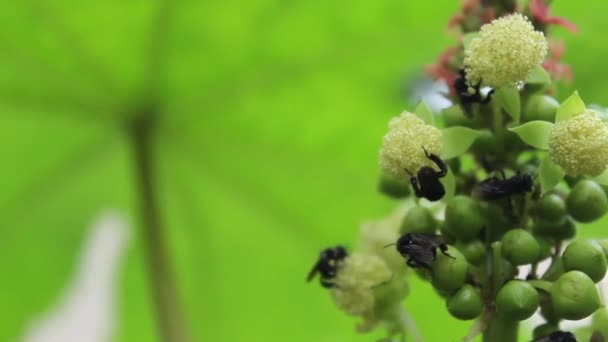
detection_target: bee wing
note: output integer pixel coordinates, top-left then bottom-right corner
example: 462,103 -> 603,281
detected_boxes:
409,233 -> 443,249
472,178 -> 509,199
404,244 -> 435,264
306,262 -> 320,282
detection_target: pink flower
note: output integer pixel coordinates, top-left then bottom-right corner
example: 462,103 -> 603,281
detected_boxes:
529,0 -> 578,33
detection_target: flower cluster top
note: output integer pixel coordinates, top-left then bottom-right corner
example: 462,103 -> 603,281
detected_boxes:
464,14 -> 548,88
549,110 -> 608,176
379,112 -> 442,179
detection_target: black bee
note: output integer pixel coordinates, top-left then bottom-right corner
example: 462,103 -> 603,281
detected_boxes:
532,331 -> 576,342
307,245 -> 348,288
454,68 -> 495,116
405,147 -> 448,202
473,171 -> 534,201
392,233 -> 454,270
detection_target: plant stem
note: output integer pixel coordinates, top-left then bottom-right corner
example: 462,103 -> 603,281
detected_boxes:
482,313 -> 518,342
130,114 -> 190,342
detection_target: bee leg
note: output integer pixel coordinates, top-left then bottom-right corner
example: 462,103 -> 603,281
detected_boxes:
321,279 -> 337,289
408,175 -> 423,198
422,146 -> 448,177
439,244 -> 456,259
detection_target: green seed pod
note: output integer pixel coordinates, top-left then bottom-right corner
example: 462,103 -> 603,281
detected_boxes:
532,217 -> 576,240
431,246 -> 468,293
567,180 -> 608,223
501,229 -> 540,265
401,206 -> 437,234
455,240 -> 486,266
562,240 -> 608,283
446,284 -> 483,320
496,280 -> 540,321
524,94 -> 559,122
532,323 -> 560,340
444,196 -> 483,241
551,270 -> 601,320
378,173 -> 410,199
536,194 -> 567,222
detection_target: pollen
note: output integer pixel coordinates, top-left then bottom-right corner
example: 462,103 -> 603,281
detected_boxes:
464,13 -> 548,88
330,253 -> 391,316
549,110 -> 608,176
379,112 -> 442,180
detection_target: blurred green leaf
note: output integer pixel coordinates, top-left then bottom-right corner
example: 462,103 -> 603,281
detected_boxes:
526,65 -> 551,85
595,168 -> 608,186
496,85 -> 521,123
441,126 -> 481,159
556,91 -> 586,122
440,165 -> 456,200
414,101 -> 435,125
539,157 -> 565,194
508,121 -> 554,150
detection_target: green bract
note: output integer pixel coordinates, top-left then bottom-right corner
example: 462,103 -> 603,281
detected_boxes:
401,206 -> 437,234
444,196 -> 483,241
567,180 -> 608,222
551,271 -> 601,320
501,229 -> 540,265
446,284 -> 483,320
562,240 -> 608,283
496,280 -> 539,321
431,246 -> 468,292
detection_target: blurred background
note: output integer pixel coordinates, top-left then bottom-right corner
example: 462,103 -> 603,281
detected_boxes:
1,1 -> 608,341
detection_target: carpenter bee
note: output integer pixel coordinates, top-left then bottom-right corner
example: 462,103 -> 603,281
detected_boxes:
532,331 -> 576,342
405,146 -> 448,202
473,171 -> 534,201
454,68 -> 495,116
307,245 -> 348,288
391,233 -> 454,270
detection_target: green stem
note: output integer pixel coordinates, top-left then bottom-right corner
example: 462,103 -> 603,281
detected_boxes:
130,114 -> 190,342
491,242 -> 503,298
482,313 -> 519,342
492,101 -> 505,156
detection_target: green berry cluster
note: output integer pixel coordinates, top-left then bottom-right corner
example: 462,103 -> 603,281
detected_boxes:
313,2 -> 608,342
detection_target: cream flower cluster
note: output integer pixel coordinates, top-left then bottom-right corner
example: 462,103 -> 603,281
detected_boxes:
379,112 -> 442,179
464,14 -> 548,88
330,206 -> 410,332
549,110 -> 608,176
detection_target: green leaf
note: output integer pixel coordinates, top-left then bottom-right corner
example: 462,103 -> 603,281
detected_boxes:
414,100 -> 435,125
526,65 -> 551,85
441,126 -> 481,159
556,91 -> 586,122
440,165 -> 455,201
495,85 -> 521,123
539,157 -> 566,194
462,33 -> 479,50
508,121 -> 554,150
594,168 -> 608,185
